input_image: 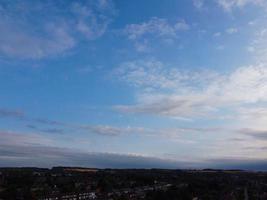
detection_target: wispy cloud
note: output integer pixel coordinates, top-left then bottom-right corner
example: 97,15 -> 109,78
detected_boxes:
80,125 -> 220,142
114,59 -> 267,121
80,125 -> 149,136
113,59 -> 214,91
0,0 -> 115,59
0,130 -> 53,146
236,106 -> 267,127
26,125 -> 65,134
1,132 -> 267,170
0,130 -> 194,168
213,32 -> 222,37
248,27 -> 267,62
33,118 -> 64,126
122,17 -> 190,52
0,107 -> 66,131
217,0 -> 265,11
216,45 -> 225,50
193,0 -> 205,10
0,19 -> 75,59
238,128 -> 267,140
0,108 -> 25,119
71,0 -> 115,40
226,27 -> 238,34
123,17 -> 190,40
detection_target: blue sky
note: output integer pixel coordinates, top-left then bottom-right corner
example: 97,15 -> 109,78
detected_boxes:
1,0 -> 267,169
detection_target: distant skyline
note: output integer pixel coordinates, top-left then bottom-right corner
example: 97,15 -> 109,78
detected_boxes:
1,0 -> 267,170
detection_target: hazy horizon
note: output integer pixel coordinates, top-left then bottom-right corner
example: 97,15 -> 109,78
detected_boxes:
1,0 -> 267,170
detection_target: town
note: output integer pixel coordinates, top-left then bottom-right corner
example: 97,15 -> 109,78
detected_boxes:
1,167 -> 267,200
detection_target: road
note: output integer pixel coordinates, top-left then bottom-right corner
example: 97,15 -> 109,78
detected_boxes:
244,187 -> 249,200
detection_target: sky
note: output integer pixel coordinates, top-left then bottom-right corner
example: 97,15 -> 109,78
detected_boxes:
1,0 -> 267,170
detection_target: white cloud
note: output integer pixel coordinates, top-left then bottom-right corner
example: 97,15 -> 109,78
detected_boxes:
226,27 -> 238,34
238,107 -> 267,121
0,20 -> 75,59
71,1 -> 113,40
0,143 -> 195,168
122,17 -> 190,51
114,59 -> 267,121
248,28 -> 267,62
217,0 -> 265,11
76,124 -> 267,160
80,124 -> 224,146
238,128 -> 267,138
0,0 -> 114,59
81,125 -> 150,136
134,40 -> 151,52
175,20 -> 190,31
216,45 -> 225,50
0,129 -> 205,168
123,17 -> 190,40
234,106 -> 267,129
213,28 -> 237,38
0,130 -> 53,146
213,32 -> 222,37
247,46 -> 255,52
193,0 -> 205,10
114,59 -> 215,91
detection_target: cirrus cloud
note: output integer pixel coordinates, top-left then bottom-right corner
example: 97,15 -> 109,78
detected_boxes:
0,0 -> 115,59
217,0 -> 265,11
114,59 -> 267,124
122,17 -> 190,52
